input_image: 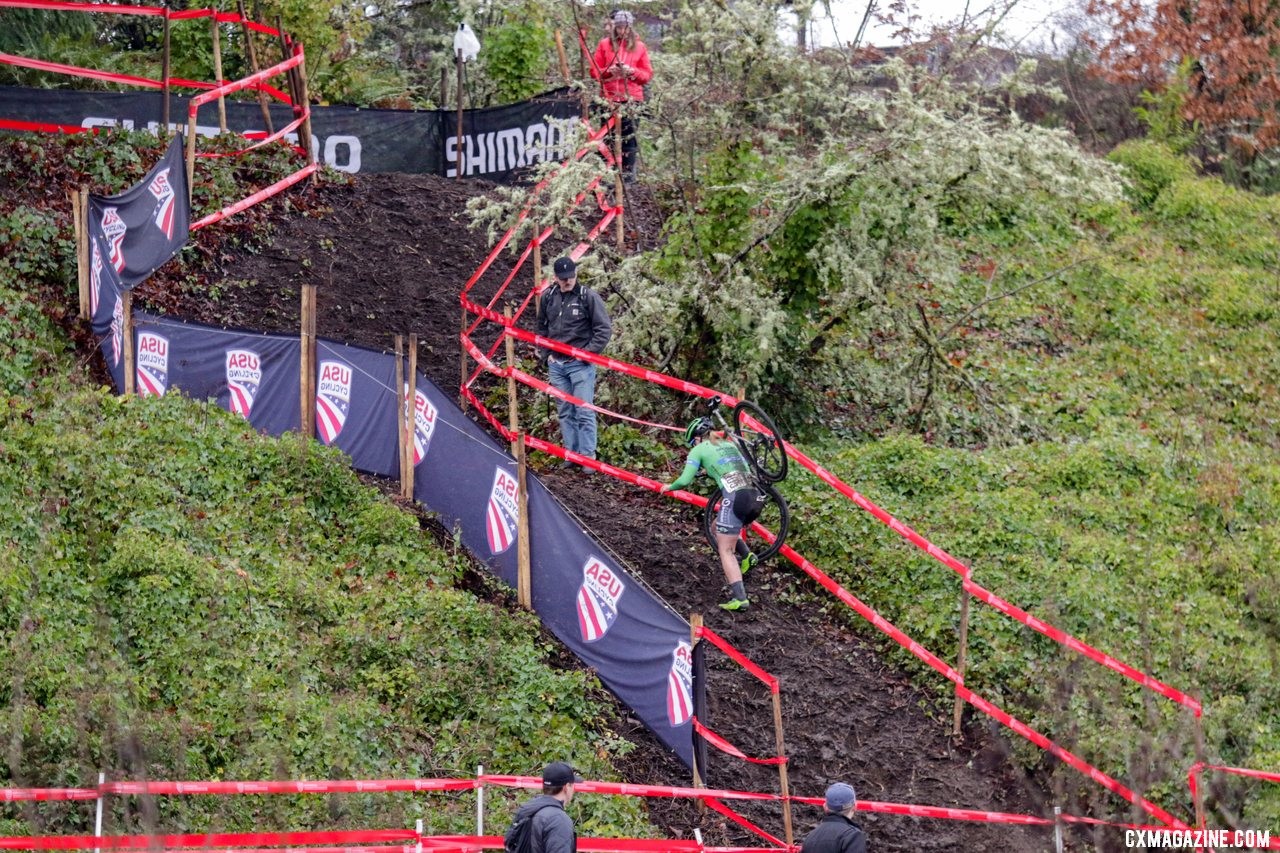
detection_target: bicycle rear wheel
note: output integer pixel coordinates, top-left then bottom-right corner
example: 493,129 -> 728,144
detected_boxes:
732,400 -> 788,484
700,483 -> 791,563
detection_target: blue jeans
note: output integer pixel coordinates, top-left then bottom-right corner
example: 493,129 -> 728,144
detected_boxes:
549,358 -> 598,459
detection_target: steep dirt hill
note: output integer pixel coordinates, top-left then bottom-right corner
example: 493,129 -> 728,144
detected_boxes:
142,171 -> 1076,851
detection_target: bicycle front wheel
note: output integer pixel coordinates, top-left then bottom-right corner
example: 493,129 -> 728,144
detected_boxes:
732,400 -> 788,484
700,483 -> 791,563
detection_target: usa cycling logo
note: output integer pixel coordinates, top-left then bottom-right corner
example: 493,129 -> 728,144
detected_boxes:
577,557 -> 625,643
315,360 -> 352,444
486,467 -> 519,554
110,296 -> 123,367
100,206 -> 127,272
135,331 -> 169,397
225,349 -> 261,419
667,640 -> 694,727
148,168 -> 177,240
412,389 -> 438,465
89,240 -> 104,317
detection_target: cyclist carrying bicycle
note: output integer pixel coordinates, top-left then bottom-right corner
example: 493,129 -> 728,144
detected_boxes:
660,417 -> 765,612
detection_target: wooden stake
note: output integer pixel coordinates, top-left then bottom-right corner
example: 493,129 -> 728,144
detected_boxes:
211,15 -> 227,133
161,7 -> 172,129
613,109 -> 624,251
690,613 -> 705,798
404,334 -> 418,498
952,585 -> 971,738
185,112 -> 198,206
459,303 -> 469,411
440,66 -> 448,109
505,306 -> 520,456
295,47 -> 316,174
455,50 -> 465,179
122,291 -> 135,396
300,284 -> 316,437
554,30 -> 571,83
1193,706 -> 1207,832
238,0 -> 274,134
395,334 -> 406,486
506,306 -> 532,608
72,189 -> 88,319
515,432 -> 531,608
532,241 -> 543,316
771,689 -> 794,847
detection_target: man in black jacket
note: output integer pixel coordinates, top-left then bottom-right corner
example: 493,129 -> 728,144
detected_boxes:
800,782 -> 868,853
536,257 -> 613,472
508,761 -> 581,853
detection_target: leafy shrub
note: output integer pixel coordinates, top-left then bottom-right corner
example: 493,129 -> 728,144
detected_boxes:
1108,139 -> 1197,209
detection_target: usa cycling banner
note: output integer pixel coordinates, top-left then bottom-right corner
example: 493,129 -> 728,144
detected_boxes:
0,84 -> 578,181
98,308 -> 695,768
85,134 -> 190,288
407,372 -> 695,768
313,340 -> 399,479
126,313 -> 301,435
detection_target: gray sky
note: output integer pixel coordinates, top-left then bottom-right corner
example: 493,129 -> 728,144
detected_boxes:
806,0 -> 1074,48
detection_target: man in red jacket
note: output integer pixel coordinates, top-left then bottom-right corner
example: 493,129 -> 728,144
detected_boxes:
590,10 -> 652,182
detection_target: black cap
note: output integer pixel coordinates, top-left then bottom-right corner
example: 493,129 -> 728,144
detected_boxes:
554,257 -> 577,279
542,761 -> 583,785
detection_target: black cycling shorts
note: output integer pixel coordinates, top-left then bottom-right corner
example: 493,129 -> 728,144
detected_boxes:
716,487 -> 764,535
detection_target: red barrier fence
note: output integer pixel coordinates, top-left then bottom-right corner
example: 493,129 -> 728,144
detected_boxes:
452,114 -> 1210,836
1,773 -> 1230,850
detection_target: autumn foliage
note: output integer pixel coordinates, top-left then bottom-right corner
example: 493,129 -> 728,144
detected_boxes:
1087,0 -> 1280,150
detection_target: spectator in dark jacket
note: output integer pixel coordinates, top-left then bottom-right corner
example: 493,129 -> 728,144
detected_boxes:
509,761 -> 581,853
800,782 -> 868,853
536,256 -> 612,472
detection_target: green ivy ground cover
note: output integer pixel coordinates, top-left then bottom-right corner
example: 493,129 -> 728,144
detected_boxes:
0,340 -> 647,839
784,141 -> 1280,826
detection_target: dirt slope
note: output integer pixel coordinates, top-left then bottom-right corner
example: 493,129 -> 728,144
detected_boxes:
158,171 -> 1070,851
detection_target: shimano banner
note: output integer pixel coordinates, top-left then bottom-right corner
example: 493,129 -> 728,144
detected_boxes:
440,91 -> 582,182
0,85 -> 579,180
86,134 -> 190,288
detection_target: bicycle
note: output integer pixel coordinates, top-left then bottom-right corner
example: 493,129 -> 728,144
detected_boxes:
696,396 -> 791,562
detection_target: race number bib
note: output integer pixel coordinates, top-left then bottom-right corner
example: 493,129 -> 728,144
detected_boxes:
722,470 -> 750,492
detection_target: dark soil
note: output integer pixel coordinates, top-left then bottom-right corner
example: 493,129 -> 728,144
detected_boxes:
136,172 -> 1073,851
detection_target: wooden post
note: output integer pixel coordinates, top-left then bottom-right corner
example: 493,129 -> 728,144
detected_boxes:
404,334 -> 418,498
300,285 -> 316,437
459,304 -> 469,411
440,66 -> 448,109
690,613 -> 705,798
554,30 -> 571,83
952,585 -> 971,738
455,49 -> 465,179
506,306 -> 532,609
122,291 -> 135,396
211,14 -> 227,133
185,112 -> 198,206
161,6 -> 172,129
515,432 -> 531,607
771,688 -> 794,847
72,189 -> 88,319
532,241 -> 543,309
238,0 -> 274,134
294,47 -> 316,173
1192,707 -> 1207,832
613,109 -> 624,251
395,334 -> 407,486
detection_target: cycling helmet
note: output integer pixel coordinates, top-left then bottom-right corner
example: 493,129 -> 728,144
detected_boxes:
684,417 -> 713,446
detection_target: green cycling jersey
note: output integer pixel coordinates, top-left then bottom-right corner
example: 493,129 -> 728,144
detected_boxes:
666,437 -> 754,493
